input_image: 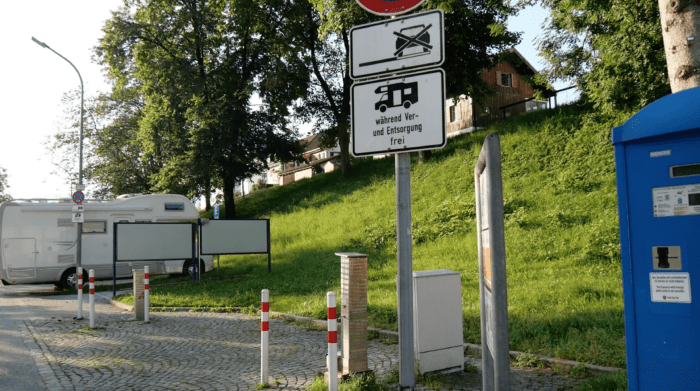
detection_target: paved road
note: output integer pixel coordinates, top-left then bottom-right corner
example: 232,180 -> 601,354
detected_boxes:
1,282 -> 589,390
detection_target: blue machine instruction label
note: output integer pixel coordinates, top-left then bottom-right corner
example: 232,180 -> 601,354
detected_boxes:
652,184 -> 700,217
650,273 -> 691,303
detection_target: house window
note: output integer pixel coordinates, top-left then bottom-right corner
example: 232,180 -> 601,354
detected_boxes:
449,106 -> 456,122
501,73 -> 512,87
484,106 -> 492,114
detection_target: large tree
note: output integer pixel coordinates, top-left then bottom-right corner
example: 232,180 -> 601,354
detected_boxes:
533,0 -> 671,111
95,0 -> 304,217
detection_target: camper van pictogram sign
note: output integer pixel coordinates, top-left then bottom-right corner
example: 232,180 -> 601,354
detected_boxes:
349,9 -> 444,79
351,69 -> 445,157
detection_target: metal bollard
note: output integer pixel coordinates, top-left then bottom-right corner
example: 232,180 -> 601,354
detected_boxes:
144,266 -> 150,323
89,269 -> 95,328
327,292 -> 338,391
261,289 -> 269,385
77,266 -> 83,320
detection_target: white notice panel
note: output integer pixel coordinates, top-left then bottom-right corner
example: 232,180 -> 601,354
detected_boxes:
201,219 -> 269,255
650,273 -> 691,303
116,223 -> 194,261
351,69 -> 446,157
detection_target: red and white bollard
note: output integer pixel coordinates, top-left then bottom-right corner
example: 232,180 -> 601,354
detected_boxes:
261,289 -> 269,385
144,266 -> 150,323
77,267 -> 83,320
327,292 -> 338,391
89,269 -> 95,328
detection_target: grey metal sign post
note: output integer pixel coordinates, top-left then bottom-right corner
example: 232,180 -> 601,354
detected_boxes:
349,10 -> 446,390
474,133 -> 510,390
396,152 -> 414,389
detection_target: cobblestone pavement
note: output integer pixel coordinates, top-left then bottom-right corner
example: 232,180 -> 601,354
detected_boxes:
3,284 -> 591,391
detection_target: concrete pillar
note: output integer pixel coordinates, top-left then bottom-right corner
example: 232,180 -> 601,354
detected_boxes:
335,252 -> 368,374
133,269 -> 145,321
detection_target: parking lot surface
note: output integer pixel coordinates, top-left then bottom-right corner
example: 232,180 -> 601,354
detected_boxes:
1,283 -> 591,390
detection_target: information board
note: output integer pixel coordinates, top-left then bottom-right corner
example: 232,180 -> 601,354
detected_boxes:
200,219 -> 269,255
199,219 -> 271,272
115,223 -> 195,261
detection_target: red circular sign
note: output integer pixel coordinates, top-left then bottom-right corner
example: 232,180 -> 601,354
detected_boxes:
72,191 -> 85,204
355,0 -> 425,16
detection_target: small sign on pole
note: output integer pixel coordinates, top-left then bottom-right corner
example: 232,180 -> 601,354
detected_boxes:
350,10 -> 444,79
72,190 -> 84,204
72,205 -> 84,223
351,69 -> 446,157
354,0 -> 426,16
213,204 -> 220,219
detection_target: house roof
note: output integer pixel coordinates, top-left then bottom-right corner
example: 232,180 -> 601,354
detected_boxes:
501,48 -> 556,98
280,155 -> 340,176
301,134 -> 322,154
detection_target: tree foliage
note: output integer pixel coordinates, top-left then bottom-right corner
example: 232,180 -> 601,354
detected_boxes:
533,0 -> 670,111
0,166 -> 10,202
91,0 -> 305,216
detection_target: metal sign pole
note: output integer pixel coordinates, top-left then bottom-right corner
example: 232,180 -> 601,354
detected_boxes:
475,134 -> 510,390
396,152 -> 414,390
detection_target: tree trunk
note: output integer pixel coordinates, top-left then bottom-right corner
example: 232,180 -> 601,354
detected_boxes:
659,0 -> 700,92
418,150 -> 432,163
223,177 -> 236,219
338,122 -> 352,176
205,186 -> 211,211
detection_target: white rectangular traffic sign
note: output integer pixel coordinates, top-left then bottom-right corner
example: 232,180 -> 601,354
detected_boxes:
351,69 -> 446,157
72,205 -> 84,223
350,9 -> 444,80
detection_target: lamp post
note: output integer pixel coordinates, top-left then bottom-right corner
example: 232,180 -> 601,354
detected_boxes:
32,36 -> 85,301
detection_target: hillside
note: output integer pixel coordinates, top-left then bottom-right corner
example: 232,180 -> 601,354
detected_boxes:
146,102 -> 633,367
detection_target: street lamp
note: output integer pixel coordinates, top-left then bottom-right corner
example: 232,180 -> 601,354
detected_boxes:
32,36 -> 85,297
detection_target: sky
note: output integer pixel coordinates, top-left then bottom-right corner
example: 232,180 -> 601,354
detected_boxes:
0,1 -> 577,201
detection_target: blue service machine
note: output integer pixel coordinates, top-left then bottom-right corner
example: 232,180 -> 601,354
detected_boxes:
613,86 -> 700,390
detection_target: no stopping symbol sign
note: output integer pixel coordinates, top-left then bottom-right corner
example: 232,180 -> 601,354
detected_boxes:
355,0 -> 425,16
72,191 -> 85,204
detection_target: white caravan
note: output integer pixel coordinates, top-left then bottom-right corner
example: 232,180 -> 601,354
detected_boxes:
0,194 -> 212,289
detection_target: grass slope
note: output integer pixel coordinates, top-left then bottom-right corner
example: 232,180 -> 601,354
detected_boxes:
130,103 -> 632,367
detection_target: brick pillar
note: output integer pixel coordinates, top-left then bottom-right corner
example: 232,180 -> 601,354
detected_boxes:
335,252 -> 368,374
133,269 -> 145,321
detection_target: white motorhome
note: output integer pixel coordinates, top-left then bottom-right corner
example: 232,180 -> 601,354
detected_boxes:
0,194 -> 212,289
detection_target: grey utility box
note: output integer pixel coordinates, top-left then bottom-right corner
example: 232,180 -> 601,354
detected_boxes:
413,269 -> 464,374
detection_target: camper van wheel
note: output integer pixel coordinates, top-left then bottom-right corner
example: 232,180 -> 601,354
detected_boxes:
60,268 -> 79,290
379,105 -> 387,113
183,259 -> 206,277
403,101 -> 411,109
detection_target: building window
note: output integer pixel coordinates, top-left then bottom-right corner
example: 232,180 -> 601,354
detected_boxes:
449,106 -> 456,122
484,106 -> 492,115
501,73 -> 512,87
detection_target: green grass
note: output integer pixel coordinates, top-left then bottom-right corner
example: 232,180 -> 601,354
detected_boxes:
116,102 -> 630,367
306,374 -> 391,391
574,371 -> 627,391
